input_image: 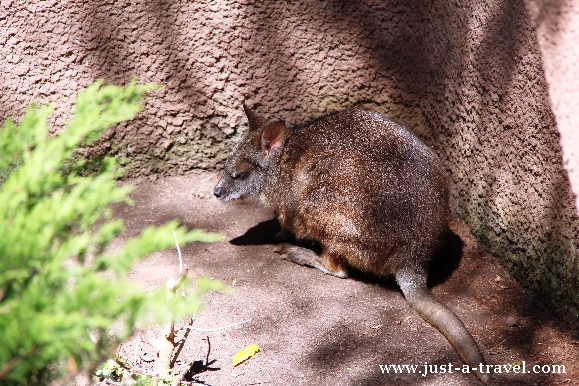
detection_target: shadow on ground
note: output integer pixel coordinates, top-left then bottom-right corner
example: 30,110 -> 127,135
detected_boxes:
107,172 -> 579,386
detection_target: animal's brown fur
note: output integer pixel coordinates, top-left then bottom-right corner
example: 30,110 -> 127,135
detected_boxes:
214,105 -> 489,383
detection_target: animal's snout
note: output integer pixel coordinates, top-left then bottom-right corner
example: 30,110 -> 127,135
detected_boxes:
213,186 -> 223,198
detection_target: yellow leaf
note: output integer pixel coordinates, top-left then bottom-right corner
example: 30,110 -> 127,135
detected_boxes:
232,343 -> 260,368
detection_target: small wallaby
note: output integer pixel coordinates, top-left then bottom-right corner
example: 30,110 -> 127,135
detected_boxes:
214,104 -> 489,383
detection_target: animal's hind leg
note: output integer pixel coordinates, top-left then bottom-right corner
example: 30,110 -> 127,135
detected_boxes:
274,243 -> 348,278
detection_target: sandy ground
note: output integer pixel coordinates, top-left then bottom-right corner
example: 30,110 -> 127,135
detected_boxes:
102,172 -> 579,386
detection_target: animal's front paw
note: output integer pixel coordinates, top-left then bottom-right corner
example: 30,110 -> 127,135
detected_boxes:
273,243 -> 291,259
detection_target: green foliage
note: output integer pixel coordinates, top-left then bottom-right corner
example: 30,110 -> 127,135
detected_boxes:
0,81 -> 225,385
95,357 -> 180,385
134,372 -> 178,386
94,358 -> 125,382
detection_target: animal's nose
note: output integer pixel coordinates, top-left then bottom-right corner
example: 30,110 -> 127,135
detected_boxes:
213,186 -> 222,198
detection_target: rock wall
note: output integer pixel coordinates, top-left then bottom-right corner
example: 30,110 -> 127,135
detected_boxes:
1,0 -> 578,326
525,0 -> 579,213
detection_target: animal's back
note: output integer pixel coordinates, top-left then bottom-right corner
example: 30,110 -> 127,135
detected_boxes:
270,108 -> 449,276
215,105 -> 489,383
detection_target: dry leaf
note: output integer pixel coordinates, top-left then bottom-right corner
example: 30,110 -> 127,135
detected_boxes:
232,343 -> 260,368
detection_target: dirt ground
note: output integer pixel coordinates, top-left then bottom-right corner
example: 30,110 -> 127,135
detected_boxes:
104,172 -> 579,386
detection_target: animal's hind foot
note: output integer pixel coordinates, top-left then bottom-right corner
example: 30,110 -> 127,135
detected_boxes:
274,243 -> 348,278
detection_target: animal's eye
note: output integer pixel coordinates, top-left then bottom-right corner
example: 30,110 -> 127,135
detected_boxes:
232,172 -> 249,180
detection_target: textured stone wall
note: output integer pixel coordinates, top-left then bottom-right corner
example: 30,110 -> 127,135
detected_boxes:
1,0 -> 578,326
525,0 -> 579,213
523,0 -> 579,325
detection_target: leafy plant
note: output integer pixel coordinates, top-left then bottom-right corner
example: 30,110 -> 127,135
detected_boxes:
135,372 -> 178,386
94,358 -> 125,382
0,81 -> 225,385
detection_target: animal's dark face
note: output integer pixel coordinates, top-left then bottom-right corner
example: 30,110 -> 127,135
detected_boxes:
213,135 -> 265,202
213,104 -> 286,203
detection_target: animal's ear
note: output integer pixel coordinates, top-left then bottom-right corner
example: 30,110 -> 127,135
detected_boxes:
243,102 -> 267,131
261,121 -> 286,156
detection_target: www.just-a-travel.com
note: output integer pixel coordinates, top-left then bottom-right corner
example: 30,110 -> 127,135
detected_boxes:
379,362 -> 566,377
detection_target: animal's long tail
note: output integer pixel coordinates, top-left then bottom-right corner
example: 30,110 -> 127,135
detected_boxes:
397,271 -> 490,384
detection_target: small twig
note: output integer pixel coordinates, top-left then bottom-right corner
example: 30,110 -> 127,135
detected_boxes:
142,333 -> 159,351
114,354 -> 133,370
168,267 -> 190,293
205,336 -> 211,366
170,317 -> 195,369
489,279 -> 512,289
171,336 -> 207,386
155,232 -> 197,379
155,268 -> 190,378
185,319 -> 250,333
0,355 -> 21,380
173,231 -> 183,274
134,333 -> 141,362
173,231 -> 185,296
486,338 -> 508,354
199,175 -> 214,184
